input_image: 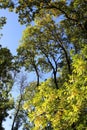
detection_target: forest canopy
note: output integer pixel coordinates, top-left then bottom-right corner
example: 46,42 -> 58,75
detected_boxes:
0,0 -> 87,130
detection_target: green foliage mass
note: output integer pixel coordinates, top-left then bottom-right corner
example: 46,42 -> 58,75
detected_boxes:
23,46 -> 87,130
0,46 -> 14,130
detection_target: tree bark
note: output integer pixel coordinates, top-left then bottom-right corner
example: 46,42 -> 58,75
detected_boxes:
33,64 -> 39,86
53,70 -> 58,89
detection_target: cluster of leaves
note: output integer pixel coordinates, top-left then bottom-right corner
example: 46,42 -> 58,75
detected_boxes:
0,17 -> 6,39
0,0 -> 14,9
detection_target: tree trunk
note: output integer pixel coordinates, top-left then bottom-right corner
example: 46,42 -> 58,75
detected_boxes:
53,70 -> 58,89
33,64 -> 39,86
58,40 -> 72,74
11,98 -> 22,130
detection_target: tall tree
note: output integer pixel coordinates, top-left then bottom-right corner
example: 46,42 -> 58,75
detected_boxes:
0,46 -> 14,130
10,72 -> 32,130
17,14 -> 72,89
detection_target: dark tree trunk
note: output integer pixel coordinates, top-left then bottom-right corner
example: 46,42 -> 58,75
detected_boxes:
0,116 -> 4,130
34,64 -> 39,86
11,97 -> 22,130
36,70 -> 39,87
58,39 -> 72,74
63,49 -> 71,74
53,70 -> 58,89
0,122 -> 4,130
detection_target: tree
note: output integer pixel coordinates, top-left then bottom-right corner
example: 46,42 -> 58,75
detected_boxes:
17,14 -> 72,89
23,45 -> 87,130
0,46 -> 14,130
12,0 -> 87,52
11,72 -> 29,130
8,0 -> 86,33
17,43 -> 40,87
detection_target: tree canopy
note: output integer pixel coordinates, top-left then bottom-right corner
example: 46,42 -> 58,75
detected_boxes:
0,0 -> 87,130
0,46 -> 14,130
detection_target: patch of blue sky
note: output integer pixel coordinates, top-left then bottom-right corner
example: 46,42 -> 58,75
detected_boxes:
0,9 -> 25,55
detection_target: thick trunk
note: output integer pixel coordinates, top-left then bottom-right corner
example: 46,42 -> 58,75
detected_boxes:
0,121 -> 3,130
53,70 -> 58,89
0,116 -> 4,130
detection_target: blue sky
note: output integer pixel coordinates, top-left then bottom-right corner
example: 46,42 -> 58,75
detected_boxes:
0,9 -> 25,54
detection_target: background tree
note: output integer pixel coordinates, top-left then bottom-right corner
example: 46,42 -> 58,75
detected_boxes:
0,46 -> 14,130
11,73 -> 27,130
17,43 -> 40,86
